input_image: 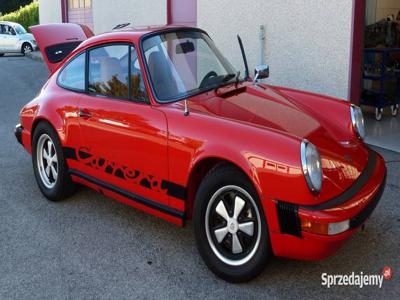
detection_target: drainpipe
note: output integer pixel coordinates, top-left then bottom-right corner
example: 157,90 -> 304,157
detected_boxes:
259,25 -> 266,65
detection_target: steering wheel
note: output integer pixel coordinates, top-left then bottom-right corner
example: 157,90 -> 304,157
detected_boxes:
199,71 -> 218,88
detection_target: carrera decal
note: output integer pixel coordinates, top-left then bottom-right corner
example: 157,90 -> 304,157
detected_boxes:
63,146 -> 186,201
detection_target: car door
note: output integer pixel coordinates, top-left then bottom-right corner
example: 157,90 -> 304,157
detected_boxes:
0,25 -> 6,52
77,44 -> 172,209
4,26 -> 19,51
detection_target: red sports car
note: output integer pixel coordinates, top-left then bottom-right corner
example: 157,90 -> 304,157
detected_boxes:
15,24 -> 386,282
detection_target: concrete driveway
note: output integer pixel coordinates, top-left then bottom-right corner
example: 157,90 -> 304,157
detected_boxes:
0,55 -> 399,299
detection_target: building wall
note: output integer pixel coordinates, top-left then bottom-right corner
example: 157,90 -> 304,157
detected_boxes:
92,0 -> 167,34
198,0 -> 354,100
38,0 -> 62,24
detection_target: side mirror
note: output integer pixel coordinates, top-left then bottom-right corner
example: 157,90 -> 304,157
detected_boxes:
253,65 -> 269,83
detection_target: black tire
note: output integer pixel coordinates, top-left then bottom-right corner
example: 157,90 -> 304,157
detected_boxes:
0,53 -> 4,57
21,43 -> 33,55
193,163 -> 271,282
32,122 -> 77,201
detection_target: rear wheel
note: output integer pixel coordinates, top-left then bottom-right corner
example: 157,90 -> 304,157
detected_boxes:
21,43 -> 33,55
32,122 -> 77,201
193,164 -> 271,282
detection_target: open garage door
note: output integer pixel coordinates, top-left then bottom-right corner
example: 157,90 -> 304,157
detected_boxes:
67,0 -> 94,31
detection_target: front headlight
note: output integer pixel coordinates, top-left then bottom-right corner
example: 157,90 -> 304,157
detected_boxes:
300,140 -> 322,194
350,105 -> 365,139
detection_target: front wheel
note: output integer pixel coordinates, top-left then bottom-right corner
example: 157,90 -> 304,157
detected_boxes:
21,43 -> 33,55
391,104 -> 399,117
375,107 -> 383,121
193,164 -> 271,282
32,122 -> 77,201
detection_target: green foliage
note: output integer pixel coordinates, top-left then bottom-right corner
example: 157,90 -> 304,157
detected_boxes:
0,2 -> 39,32
0,0 -> 32,15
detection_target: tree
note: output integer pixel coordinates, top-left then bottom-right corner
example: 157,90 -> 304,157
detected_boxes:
0,0 -> 33,15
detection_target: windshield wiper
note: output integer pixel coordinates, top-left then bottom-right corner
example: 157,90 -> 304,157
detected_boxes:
214,72 -> 242,93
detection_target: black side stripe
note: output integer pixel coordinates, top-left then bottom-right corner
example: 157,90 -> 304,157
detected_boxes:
64,146 -> 78,160
69,169 -> 184,219
63,147 -> 187,201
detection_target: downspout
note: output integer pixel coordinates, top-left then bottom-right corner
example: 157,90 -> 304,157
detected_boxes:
259,25 -> 266,65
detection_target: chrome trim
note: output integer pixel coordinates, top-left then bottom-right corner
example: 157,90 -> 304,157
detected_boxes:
300,140 -> 322,195
350,104 -> 365,140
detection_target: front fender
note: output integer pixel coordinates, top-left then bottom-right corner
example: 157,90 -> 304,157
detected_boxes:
163,107 -> 315,205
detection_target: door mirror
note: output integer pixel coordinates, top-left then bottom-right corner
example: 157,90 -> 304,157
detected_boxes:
253,65 -> 269,83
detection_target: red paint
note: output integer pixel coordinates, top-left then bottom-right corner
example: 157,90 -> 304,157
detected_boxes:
30,23 -> 94,72
348,0 -> 366,104
19,25 -> 386,260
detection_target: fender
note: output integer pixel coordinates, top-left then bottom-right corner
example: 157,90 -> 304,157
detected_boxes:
21,77 -> 81,152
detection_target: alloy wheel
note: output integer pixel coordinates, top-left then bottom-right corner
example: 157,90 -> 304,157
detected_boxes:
36,134 -> 58,189
205,185 -> 261,266
23,45 -> 32,54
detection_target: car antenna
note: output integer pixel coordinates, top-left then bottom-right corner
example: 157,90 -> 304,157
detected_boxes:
237,35 -> 249,81
184,99 -> 190,117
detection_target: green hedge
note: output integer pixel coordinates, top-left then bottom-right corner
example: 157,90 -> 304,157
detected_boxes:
0,2 -> 39,32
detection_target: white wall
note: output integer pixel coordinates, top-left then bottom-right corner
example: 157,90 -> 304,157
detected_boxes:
38,0 -> 62,24
198,0 -> 354,100
92,0 -> 167,34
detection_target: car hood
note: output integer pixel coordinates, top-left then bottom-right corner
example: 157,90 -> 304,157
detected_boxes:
19,33 -> 34,41
185,83 -> 369,197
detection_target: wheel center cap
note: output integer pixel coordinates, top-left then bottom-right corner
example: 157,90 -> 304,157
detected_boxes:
227,218 -> 238,234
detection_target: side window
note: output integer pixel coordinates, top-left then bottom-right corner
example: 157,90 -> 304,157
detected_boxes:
88,45 -> 129,98
130,46 -> 148,102
58,52 -> 86,91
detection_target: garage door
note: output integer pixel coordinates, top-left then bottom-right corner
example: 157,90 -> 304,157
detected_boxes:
68,0 -> 93,31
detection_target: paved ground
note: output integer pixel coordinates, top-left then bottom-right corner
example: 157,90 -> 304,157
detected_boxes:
0,55 -> 399,299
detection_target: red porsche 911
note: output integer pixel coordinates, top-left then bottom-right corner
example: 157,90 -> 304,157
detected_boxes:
15,23 -> 386,282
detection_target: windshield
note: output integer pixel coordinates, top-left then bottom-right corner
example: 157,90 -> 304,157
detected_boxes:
142,30 -> 238,102
14,24 -> 27,34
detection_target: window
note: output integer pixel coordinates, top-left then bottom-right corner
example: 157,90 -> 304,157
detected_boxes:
68,0 -> 91,8
130,46 -> 148,102
88,45 -> 130,98
58,52 -> 86,91
14,24 -> 26,35
142,30 -> 237,102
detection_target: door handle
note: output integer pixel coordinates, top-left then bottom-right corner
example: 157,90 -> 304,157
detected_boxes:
79,108 -> 92,118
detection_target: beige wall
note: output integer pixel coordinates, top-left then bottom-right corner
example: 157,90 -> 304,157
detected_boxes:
376,0 -> 400,20
38,0 -> 62,24
92,0 -> 167,34
198,0 -> 354,101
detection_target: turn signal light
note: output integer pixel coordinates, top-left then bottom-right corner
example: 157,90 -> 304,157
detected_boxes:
301,219 -> 350,235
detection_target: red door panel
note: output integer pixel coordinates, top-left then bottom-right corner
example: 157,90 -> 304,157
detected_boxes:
77,95 -> 170,206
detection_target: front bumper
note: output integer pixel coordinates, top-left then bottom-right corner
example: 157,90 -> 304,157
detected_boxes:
270,148 -> 387,260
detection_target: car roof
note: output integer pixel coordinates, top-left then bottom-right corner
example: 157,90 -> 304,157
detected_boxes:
78,24 -> 203,49
0,21 -> 20,27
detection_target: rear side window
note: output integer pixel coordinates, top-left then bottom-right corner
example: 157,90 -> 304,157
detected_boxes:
88,45 -> 129,98
58,52 -> 86,91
